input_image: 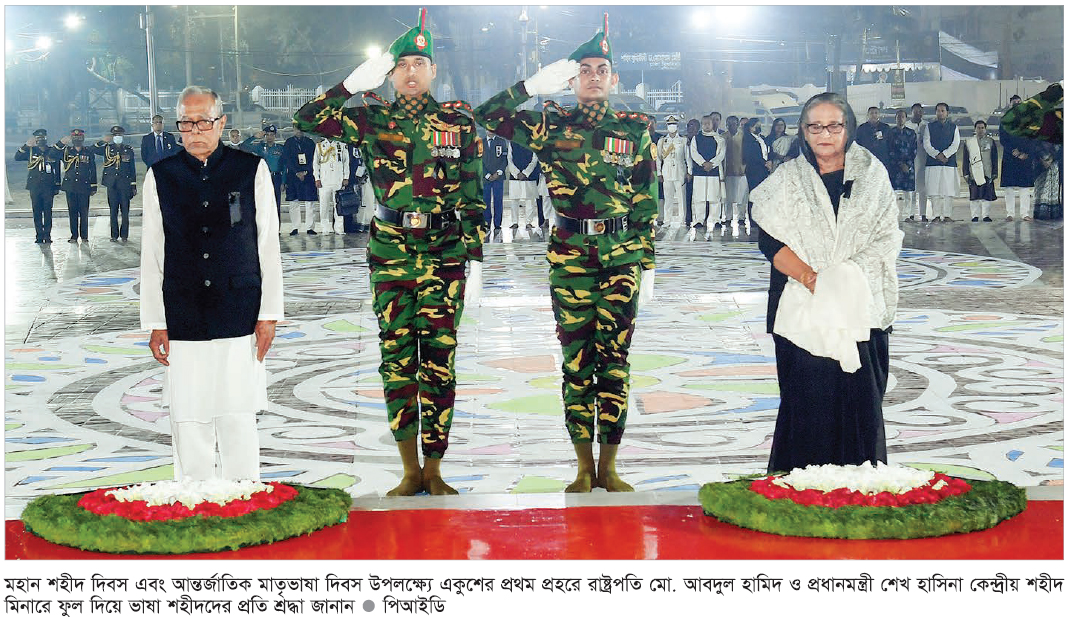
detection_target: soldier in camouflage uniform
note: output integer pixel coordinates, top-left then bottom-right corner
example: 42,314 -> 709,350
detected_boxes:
294,8 -> 484,496
474,14 -> 657,493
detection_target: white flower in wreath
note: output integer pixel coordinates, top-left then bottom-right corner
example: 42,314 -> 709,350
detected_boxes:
770,462 -> 935,495
107,479 -> 273,509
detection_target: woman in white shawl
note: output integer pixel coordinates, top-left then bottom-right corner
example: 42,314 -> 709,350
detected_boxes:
750,92 -> 904,473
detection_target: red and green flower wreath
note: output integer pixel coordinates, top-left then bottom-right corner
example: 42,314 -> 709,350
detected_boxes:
21,483 -> 351,554
699,473 -> 1026,539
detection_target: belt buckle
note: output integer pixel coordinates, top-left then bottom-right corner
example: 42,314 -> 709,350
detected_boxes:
585,218 -> 607,235
404,212 -> 429,229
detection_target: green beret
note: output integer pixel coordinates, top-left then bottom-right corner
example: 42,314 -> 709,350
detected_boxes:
568,12 -> 611,64
389,7 -> 433,62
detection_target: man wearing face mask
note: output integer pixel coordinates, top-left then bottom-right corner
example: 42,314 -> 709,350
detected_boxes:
91,125 -> 138,242
474,14 -> 657,494
54,129 -> 97,243
689,113 -> 726,238
14,129 -> 61,243
657,115 -> 687,228
294,8 -> 485,497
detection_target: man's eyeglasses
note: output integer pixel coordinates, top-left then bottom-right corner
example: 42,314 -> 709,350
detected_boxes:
804,122 -> 846,135
176,118 -> 220,132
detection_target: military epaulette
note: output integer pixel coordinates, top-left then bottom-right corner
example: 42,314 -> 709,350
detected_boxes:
616,111 -> 651,124
441,100 -> 474,115
362,91 -> 389,106
544,100 -> 571,115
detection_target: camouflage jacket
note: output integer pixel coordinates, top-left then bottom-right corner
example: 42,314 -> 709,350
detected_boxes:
294,84 -> 485,281
474,82 -> 657,271
1000,83 -> 1063,144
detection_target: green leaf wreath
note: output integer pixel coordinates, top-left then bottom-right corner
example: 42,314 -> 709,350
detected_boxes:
20,485 -> 351,554
698,477 -> 1027,539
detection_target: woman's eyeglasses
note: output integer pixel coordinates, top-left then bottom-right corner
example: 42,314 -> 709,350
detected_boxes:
804,122 -> 846,135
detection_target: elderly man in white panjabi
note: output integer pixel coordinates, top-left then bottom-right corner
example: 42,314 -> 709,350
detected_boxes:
140,85 -> 284,481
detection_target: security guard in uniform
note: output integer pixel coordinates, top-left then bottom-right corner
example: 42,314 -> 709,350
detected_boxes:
54,128 -> 98,242
294,8 -> 485,497
92,125 -> 138,241
475,14 -> 657,493
14,128 -> 61,243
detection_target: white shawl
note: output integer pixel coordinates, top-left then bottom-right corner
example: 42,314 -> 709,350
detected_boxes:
964,135 -> 986,185
751,144 -> 904,360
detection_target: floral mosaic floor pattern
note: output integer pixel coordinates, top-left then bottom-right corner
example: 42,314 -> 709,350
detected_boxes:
4,243 -> 1061,517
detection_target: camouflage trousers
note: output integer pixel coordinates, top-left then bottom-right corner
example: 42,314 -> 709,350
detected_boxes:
371,264 -> 466,459
549,262 -> 641,445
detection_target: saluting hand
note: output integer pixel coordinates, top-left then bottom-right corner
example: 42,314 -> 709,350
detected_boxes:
25,138 -> 35,147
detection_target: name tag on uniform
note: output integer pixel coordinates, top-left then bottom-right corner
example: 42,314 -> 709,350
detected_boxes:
377,132 -> 406,142
121,153 -> 133,162
297,153 -> 307,166
554,139 -> 583,149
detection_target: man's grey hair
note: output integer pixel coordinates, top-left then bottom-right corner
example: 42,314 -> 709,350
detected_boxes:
176,86 -> 223,119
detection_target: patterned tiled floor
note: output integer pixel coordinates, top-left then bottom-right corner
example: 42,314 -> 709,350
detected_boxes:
3,213 -> 1063,517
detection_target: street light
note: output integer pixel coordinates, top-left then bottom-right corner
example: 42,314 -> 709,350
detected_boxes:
64,14 -> 84,30
35,35 -> 52,51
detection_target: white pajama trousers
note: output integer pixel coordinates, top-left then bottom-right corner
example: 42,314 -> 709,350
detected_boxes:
1003,187 -> 1033,218
318,186 -> 346,233
289,200 -> 316,232
172,414 -> 260,481
662,180 -> 685,225
969,201 -> 992,219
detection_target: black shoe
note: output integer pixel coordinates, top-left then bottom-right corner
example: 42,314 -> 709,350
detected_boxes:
509,223 -> 519,229
44,238 -> 52,244
34,239 -> 43,244
906,215 -> 915,221
971,217 -> 979,222
695,222 -> 704,228
289,229 -> 299,236
921,216 -> 929,222
983,217 -> 992,222
307,229 -> 317,235
121,237 -> 128,243
68,237 -> 78,243
110,237 -> 119,242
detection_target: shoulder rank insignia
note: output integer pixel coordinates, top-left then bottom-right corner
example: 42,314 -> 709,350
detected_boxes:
362,91 -> 388,106
544,100 -> 571,115
441,100 -> 474,117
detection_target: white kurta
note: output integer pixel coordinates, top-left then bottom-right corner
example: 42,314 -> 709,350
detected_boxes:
140,158 -> 284,423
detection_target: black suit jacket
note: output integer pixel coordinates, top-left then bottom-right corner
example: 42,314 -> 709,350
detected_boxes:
141,131 -> 182,167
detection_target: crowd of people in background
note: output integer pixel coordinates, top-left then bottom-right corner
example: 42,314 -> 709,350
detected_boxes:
11,93 -> 1063,246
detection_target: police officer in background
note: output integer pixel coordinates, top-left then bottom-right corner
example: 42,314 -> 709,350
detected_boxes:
14,129 -> 61,243
92,125 -> 138,242
282,122 -> 319,235
240,125 -> 286,221
54,129 -> 97,243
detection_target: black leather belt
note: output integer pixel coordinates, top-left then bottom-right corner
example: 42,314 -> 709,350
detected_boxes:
554,213 -> 629,235
375,205 -> 456,229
